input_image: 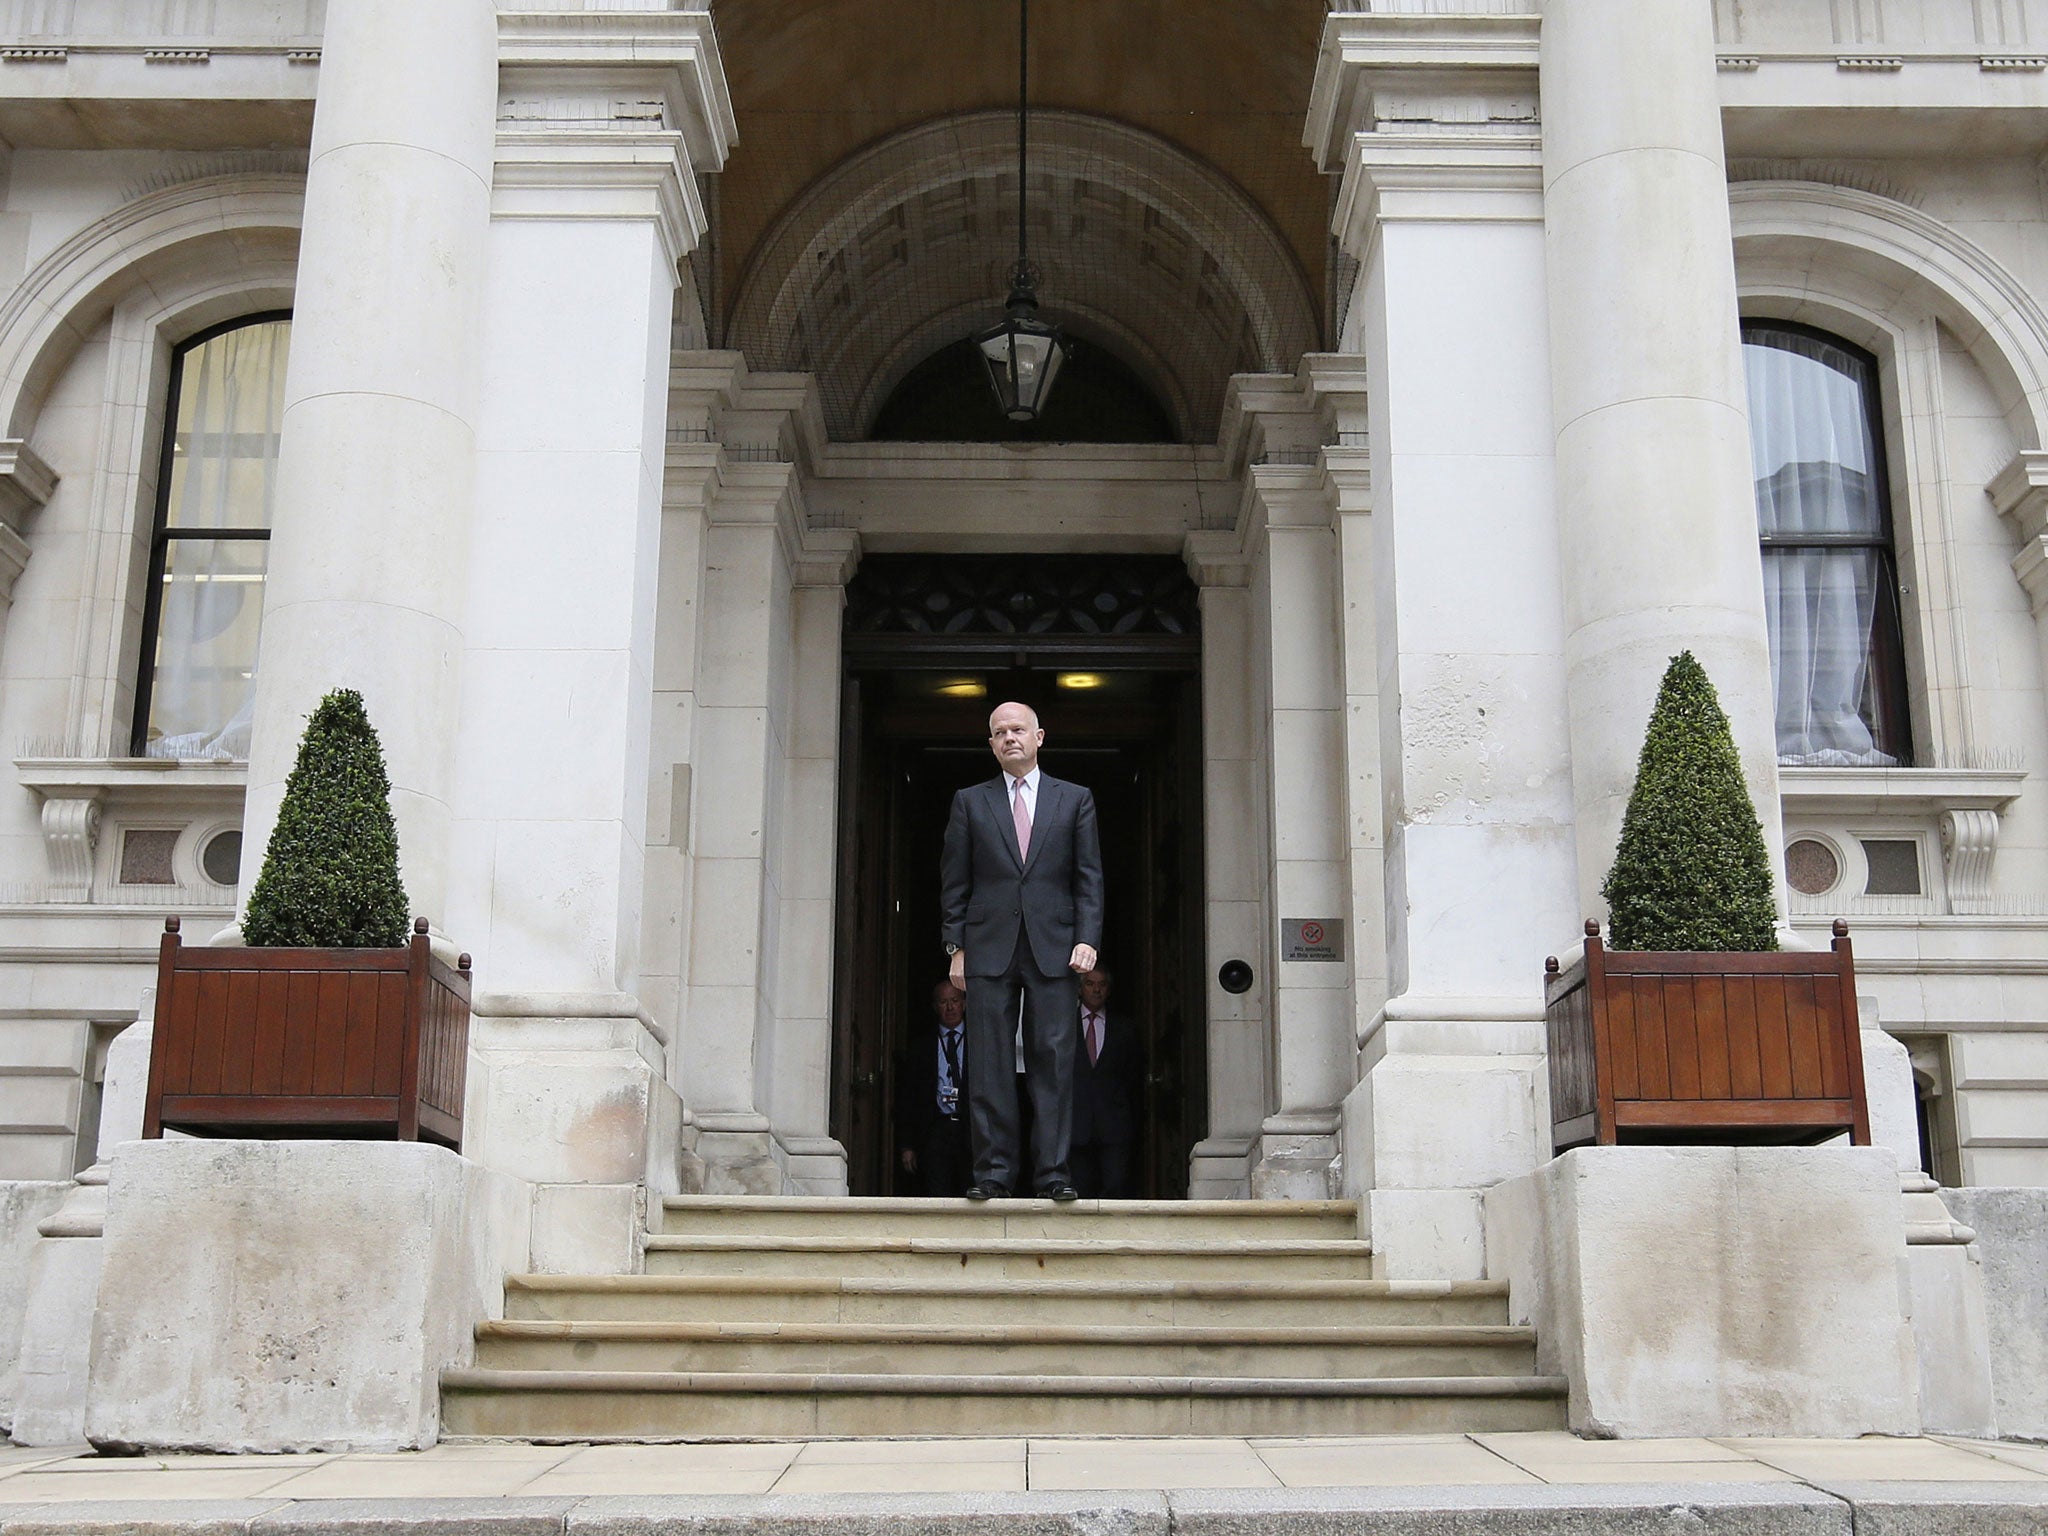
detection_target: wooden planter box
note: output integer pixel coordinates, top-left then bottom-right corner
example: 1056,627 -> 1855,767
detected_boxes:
143,916 -> 471,1147
1544,919 -> 1871,1153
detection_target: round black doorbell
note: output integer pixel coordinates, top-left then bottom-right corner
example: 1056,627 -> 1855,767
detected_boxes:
1217,959 -> 1254,995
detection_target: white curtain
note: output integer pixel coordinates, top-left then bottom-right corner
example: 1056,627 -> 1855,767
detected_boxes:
1745,333 -> 1899,767
144,320 -> 289,760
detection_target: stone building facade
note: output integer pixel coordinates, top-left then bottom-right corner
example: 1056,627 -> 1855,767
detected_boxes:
0,0 -> 2044,1446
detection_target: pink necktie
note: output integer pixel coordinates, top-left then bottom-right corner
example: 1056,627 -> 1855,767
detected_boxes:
1087,1012 -> 1101,1064
1012,777 -> 1031,860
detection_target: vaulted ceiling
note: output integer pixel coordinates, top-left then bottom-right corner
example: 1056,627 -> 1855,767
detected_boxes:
708,0 -> 1332,437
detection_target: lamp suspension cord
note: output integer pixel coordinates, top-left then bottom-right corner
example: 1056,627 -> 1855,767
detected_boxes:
1016,0 -> 1028,273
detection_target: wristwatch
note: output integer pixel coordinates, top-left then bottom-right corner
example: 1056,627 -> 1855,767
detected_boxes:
944,943 -> 962,956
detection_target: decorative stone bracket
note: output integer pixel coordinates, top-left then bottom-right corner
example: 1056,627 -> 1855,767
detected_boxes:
37,793 -> 102,901
0,440 -> 57,606
1989,449 -> 2048,614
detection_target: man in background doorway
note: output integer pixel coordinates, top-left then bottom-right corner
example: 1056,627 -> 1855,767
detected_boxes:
941,701 -> 1104,1201
1070,967 -> 1143,1199
897,980 -> 971,1197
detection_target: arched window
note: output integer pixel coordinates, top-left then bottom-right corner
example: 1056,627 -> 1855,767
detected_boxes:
1743,321 -> 1914,767
131,313 -> 290,759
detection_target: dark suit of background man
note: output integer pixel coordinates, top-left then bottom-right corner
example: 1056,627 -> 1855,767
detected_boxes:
1070,967 -> 1143,1200
897,981 -> 972,1197
941,701 -> 1104,1201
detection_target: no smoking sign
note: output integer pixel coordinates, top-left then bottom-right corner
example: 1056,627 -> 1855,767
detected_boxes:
1281,918 -> 1343,963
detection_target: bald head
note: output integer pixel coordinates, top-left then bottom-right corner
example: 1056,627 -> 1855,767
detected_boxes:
988,700 -> 1044,776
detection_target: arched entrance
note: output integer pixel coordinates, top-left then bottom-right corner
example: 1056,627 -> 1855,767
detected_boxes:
830,554 -> 1207,1197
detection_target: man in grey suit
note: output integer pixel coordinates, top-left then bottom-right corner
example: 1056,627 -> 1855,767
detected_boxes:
941,701 -> 1104,1201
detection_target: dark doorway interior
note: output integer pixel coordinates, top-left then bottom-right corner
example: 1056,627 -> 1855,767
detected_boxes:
830,556 -> 1205,1198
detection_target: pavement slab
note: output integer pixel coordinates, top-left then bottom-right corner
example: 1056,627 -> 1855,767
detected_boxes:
0,1434 -> 2044,1532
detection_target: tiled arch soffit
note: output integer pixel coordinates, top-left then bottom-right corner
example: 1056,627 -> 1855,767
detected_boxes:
0,174 -> 304,443
727,110 -> 1321,443
1729,180 -> 2048,458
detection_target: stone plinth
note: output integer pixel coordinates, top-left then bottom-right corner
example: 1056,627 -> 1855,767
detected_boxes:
1485,1146 -> 1919,1438
85,1140 -> 529,1452
1942,1187 -> 2048,1440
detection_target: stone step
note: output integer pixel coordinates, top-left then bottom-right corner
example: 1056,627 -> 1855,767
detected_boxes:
638,1234 -> 1374,1282
438,1367 -> 1570,1438
656,1195 -> 1359,1241
471,1319 -> 1539,1380
503,1275 -> 1513,1329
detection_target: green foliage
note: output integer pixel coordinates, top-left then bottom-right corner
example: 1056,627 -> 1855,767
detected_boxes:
242,688 -> 411,949
1601,652 -> 1778,953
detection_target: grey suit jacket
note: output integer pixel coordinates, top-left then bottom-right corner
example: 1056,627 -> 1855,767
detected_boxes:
940,773 -> 1104,979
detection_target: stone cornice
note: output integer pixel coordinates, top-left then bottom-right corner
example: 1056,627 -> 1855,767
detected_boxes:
491,128 -> 702,271
1304,10 -> 1540,173
497,10 -> 735,174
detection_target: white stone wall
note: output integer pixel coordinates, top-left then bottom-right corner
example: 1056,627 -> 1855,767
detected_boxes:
0,2 -> 2045,1308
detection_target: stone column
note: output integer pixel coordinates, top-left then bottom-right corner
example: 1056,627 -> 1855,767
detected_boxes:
239,0 -> 498,922
1542,0 -> 1787,916
1182,550 -> 1271,1199
446,24 -> 734,1270
759,564 -> 857,1194
1308,11 -> 1577,1278
1248,463 -> 1355,1196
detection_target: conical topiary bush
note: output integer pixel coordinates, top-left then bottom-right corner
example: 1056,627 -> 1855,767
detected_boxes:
242,687 -> 411,948
1600,651 -> 1778,953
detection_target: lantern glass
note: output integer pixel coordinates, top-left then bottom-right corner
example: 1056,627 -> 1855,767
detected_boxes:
977,312 -> 1067,423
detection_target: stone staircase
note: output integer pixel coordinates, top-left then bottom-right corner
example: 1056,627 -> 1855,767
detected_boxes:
439,1196 -> 1568,1437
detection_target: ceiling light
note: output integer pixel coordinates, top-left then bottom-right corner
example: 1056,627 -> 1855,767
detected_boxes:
1056,672 -> 1105,690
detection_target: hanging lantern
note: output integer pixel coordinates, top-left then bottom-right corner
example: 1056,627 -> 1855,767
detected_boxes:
977,261 -> 1067,423
975,0 -> 1067,424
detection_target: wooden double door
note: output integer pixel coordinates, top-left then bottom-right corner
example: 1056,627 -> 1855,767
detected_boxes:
830,656 -> 1206,1198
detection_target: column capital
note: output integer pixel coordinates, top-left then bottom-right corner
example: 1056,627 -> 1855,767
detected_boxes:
492,128 -> 703,271
494,9 -> 737,269
1305,10 -> 1541,260
497,9 -> 735,174
1335,134 -> 1544,259
1304,11 -> 1540,173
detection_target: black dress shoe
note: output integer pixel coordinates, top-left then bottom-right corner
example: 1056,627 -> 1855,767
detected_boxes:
1044,1183 -> 1080,1203
965,1182 -> 1010,1201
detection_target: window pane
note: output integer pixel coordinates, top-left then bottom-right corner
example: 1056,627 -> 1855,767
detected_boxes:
164,319 -> 290,531
1745,324 -> 1912,766
1745,330 -> 1884,539
1762,545 -> 1902,766
142,537 -> 266,760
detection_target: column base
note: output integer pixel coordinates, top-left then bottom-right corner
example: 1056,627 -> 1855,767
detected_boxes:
0,1180 -> 71,1437
465,1001 -> 682,1267
1250,1119 -> 1339,1200
684,1116 -> 786,1195
1189,1136 -> 1255,1200
10,1171 -> 107,1447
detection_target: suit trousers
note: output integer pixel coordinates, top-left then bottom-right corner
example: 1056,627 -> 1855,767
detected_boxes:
965,945 -> 1077,1193
918,1116 -> 972,1198
1070,1140 -> 1136,1200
